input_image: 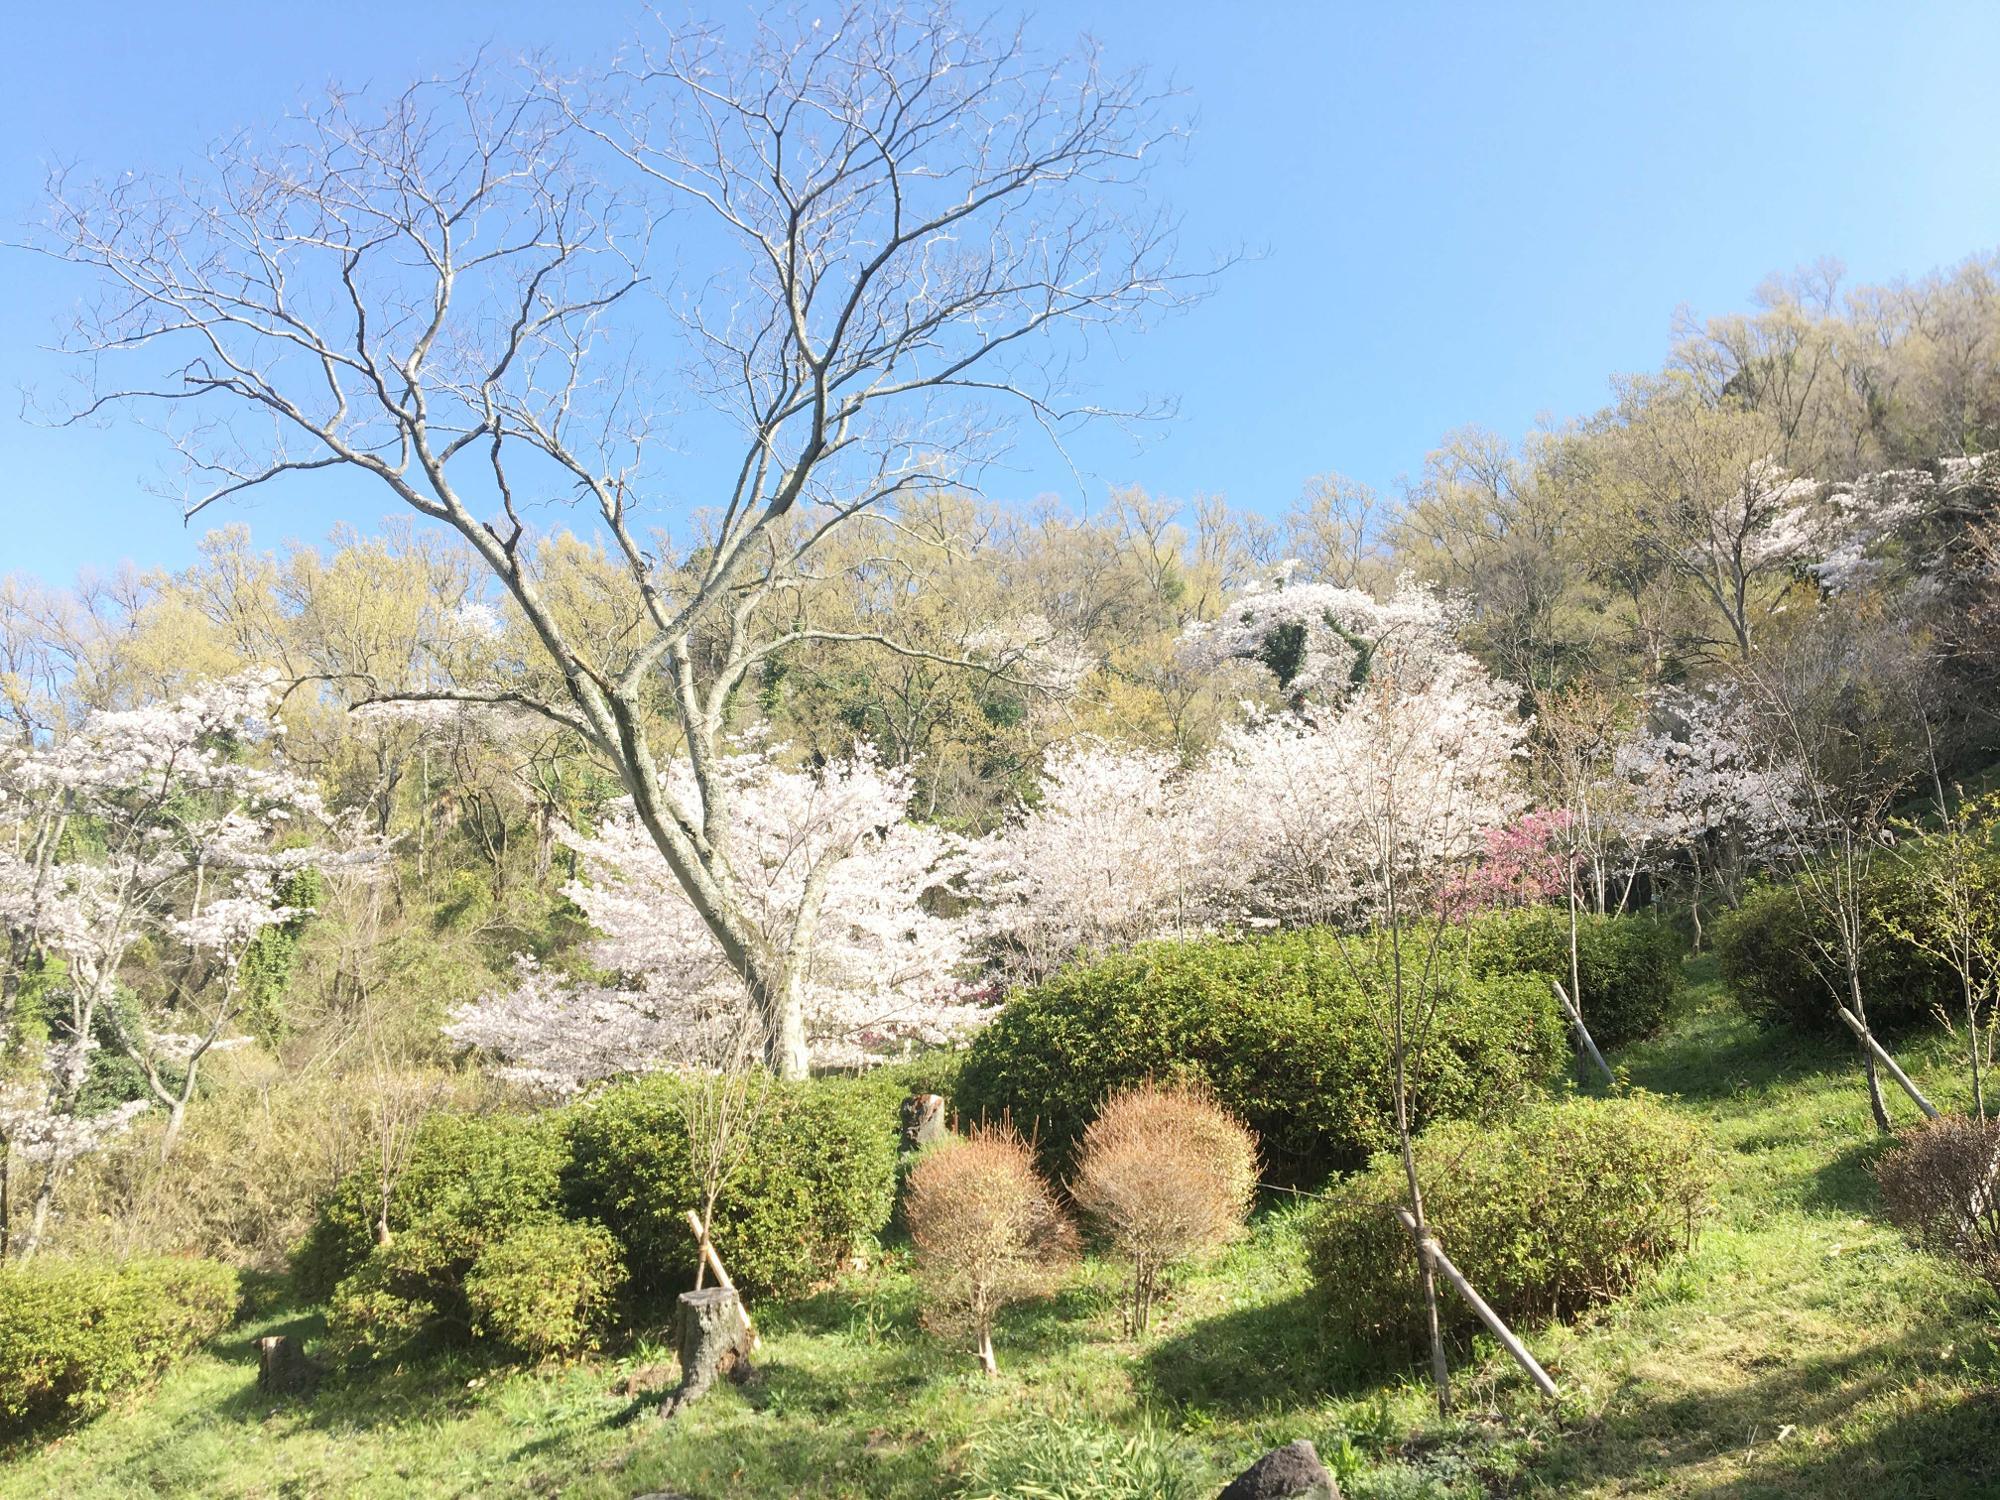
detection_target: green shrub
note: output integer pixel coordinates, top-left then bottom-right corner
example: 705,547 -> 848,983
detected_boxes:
323,1247 -> 440,1364
1466,907 -> 1683,1047
0,1256 -> 239,1432
1717,858 -> 1970,1036
466,1220 -> 627,1359
954,931 -> 1566,1183
1308,1096 -> 1711,1355
294,1110 -> 569,1303
565,1072 -> 899,1303
300,1110 -> 569,1361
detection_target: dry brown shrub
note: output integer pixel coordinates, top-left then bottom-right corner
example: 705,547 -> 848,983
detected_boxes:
1875,1112 -> 2000,1287
1070,1081 -> 1259,1334
904,1123 -> 1077,1374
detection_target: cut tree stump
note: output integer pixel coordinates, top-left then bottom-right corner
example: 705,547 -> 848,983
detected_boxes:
254,1334 -> 320,1397
901,1093 -> 947,1151
1217,1438 -> 1341,1499
658,1286 -> 753,1418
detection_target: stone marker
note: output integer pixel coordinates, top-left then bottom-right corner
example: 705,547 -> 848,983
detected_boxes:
1216,1439 -> 1340,1500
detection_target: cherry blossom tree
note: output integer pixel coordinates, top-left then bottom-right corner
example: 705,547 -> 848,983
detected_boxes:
1436,809 -> 1577,919
1190,660 -> 1525,930
1612,686 -> 1804,947
445,742 -> 990,1089
43,5 -> 1200,1079
967,740 -> 1203,985
0,674 -> 344,1256
1178,569 -> 1475,710
972,576 -> 1526,982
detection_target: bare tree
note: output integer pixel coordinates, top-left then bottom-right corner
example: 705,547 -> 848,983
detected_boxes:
1597,377 -> 1813,663
36,3 -> 1201,1077
1747,624 -> 1930,1132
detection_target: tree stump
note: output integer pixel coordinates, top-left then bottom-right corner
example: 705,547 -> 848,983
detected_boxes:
254,1335 -> 320,1397
901,1093 -> 947,1151
658,1286 -> 752,1418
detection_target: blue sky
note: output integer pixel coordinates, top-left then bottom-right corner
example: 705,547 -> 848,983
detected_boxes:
3,0 -> 1997,581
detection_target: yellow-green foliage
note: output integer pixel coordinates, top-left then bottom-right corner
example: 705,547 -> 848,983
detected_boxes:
0,1257 -> 239,1434
1309,1095 -> 1712,1355
466,1221 -> 627,1359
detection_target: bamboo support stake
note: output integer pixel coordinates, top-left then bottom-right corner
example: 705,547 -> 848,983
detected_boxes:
1553,981 -> 1614,1086
1397,1208 -> 1559,1398
686,1209 -> 761,1351
1835,1007 -> 1940,1120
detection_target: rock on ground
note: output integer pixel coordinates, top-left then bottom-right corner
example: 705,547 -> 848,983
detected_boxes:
1216,1438 -> 1340,1500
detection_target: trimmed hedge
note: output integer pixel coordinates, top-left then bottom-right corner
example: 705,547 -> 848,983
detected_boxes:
466,1220 -> 627,1358
564,1072 -> 900,1304
0,1256 -> 239,1432
299,1075 -> 902,1354
1309,1096 -> 1711,1355
293,1111 -> 570,1306
1466,907 -> 1683,1048
297,1111 -> 572,1362
953,931 -> 1567,1183
1716,853 -> 1977,1036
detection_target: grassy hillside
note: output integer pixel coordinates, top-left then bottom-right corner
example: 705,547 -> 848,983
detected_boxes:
5,958 -> 1998,1499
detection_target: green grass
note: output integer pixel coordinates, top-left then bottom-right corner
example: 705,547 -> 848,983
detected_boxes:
5,956 -> 1999,1498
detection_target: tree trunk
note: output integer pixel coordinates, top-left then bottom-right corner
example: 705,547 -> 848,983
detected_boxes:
1396,1209 -> 1558,1399
976,1323 -> 998,1376
659,1287 -> 754,1417
159,1100 -> 187,1160
1397,1103 -> 1450,1415
750,966 -> 811,1081
20,1171 -> 56,1259
1965,977 -> 1986,1120
1837,1005 -> 1938,1122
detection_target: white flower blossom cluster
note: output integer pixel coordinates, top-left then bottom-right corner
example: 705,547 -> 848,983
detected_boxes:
969,585 -> 1527,978
1178,569 -> 1474,704
1610,685 -> 1808,854
445,745 -> 993,1090
0,674 -> 350,1203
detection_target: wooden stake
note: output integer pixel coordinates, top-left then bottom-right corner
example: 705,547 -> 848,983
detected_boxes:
686,1208 -> 761,1351
1835,1007 -> 1940,1120
1397,1208 -> 1559,1398
1553,980 -> 1614,1086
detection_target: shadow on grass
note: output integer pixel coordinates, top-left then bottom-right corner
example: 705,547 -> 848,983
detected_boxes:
1800,1133 -> 1896,1215
1138,1288 -> 1335,1415
616,1416 -> 949,1500
1618,1002 -> 1858,1105
1537,1310 -> 2000,1500
194,1303 -> 583,1439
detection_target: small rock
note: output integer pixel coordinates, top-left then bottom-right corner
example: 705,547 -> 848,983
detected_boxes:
1217,1439 -> 1340,1500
